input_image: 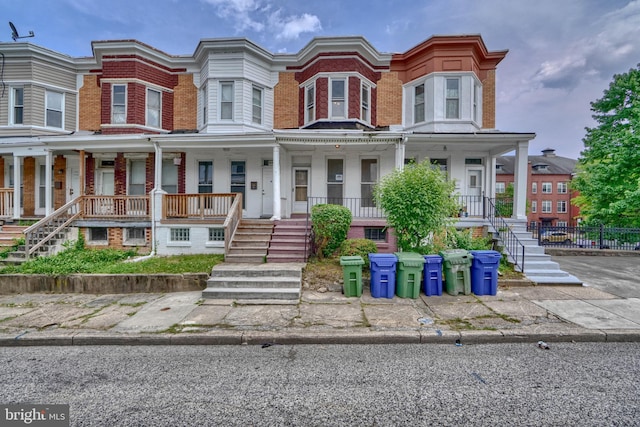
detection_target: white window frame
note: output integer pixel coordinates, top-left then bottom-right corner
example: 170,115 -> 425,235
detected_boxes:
305,83 -> 315,124
414,83 -> 425,124
542,182 -> 552,194
127,159 -> 146,196
201,84 -> 208,126
146,88 -> 161,128
531,201 -> 537,213
360,157 -> 378,207
361,83 -> 370,123
252,85 -> 263,124
169,228 -> 190,242
10,87 -> 24,125
542,200 -> 552,213
330,78 -> 346,119
496,182 -> 506,194
557,182 -> 568,194
45,90 -> 64,128
445,77 -> 460,119
220,81 -> 234,120
557,200 -> 567,213
532,182 -> 537,194
473,83 -> 480,123
112,84 -> 127,124
198,160 -> 213,193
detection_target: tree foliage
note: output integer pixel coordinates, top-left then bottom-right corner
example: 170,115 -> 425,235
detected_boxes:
572,65 -> 640,227
374,160 -> 457,252
311,204 -> 352,258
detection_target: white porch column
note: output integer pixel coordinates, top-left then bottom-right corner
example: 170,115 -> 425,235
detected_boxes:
13,156 -> 21,219
395,137 -> 406,170
45,151 -> 53,216
513,141 -> 529,220
271,145 -> 281,220
488,156 -> 497,199
153,143 -> 163,189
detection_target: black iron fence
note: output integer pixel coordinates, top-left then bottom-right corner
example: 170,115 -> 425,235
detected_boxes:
531,223 -> 640,251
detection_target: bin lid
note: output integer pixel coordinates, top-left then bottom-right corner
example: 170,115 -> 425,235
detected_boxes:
470,250 -> 502,264
340,255 -> 365,266
394,252 -> 426,267
424,254 -> 443,264
368,253 -> 397,267
439,249 -> 473,264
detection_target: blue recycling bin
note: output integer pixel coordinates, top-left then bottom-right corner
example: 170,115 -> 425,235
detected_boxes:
469,250 -> 502,296
423,255 -> 443,296
368,253 -> 397,298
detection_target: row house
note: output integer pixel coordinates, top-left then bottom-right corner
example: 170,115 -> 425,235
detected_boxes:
0,34 -> 535,260
496,148 -> 580,228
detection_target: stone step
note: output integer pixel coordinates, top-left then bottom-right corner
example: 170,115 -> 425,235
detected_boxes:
207,276 -> 301,289
224,254 -> 266,263
202,287 -> 300,300
230,240 -> 269,249
210,263 -> 304,278
525,273 -> 582,285
266,253 -> 309,263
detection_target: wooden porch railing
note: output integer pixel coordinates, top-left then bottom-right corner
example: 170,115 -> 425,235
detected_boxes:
0,188 -> 14,218
163,193 -> 236,219
81,195 -> 150,219
222,193 -> 243,254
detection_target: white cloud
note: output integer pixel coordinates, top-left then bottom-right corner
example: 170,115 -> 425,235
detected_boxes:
270,10 -> 322,40
202,0 -> 265,32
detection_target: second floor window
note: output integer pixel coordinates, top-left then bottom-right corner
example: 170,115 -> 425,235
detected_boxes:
542,182 -> 552,194
12,87 -> 24,125
46,90 -> 63,128
532,182 -> 538,194
305,84 -> 315,123
557,182 -> 568,194
331,79 -> 346,118
146,89 -> 161,128
220,82 -> 234,120
557,200 -> 567,213
542,200 -> 552,213
361,84 -> 370,123
112,85 -> 126,124
531,201 -> 537,213
414,84 -> 425,124
252,86 -> 263,124
445,78 -> 460,119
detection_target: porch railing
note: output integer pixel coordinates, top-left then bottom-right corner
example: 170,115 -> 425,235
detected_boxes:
81,195 -> 150,219
307,197 -> 385,218
0,188 -> 14,218
222,193 -> 243,254
163,193 -> 236,219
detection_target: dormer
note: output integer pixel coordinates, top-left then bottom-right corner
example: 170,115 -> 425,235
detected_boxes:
391,35 -> 507,132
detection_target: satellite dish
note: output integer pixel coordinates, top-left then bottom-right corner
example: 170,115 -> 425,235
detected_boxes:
9,22 -> 35,41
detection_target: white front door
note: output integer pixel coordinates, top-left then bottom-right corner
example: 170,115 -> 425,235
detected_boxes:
293,167 -> 309,213
465,168 -> 483,216
261,164 -> 273,217
98,170 -> 115,195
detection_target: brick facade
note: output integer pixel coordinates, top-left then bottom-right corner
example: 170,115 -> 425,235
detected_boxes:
376,72 -> 403,126
53,155 -> 66,209
79,75 -> 102,131
274,72 -> 299,129
22,157 -> 36,216
173,74 -> 197,130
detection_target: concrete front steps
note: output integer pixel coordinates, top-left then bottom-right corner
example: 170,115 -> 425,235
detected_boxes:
202,262 -> 305,300
224,219 -> 273,263
500,219 -> 582,285
0,224 -> 27,248
266,217 -> 312,263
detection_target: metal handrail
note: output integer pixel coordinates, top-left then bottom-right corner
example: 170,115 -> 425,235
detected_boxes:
485,197 -> 526,271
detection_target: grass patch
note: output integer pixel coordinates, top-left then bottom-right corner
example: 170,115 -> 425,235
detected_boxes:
0,239 -> 224,275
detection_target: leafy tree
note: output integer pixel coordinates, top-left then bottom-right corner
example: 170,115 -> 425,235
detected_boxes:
572,65 -> 640,227
374,160 -> 457,252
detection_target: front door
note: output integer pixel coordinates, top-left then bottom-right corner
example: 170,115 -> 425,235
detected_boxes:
66,157 -> 80,203
98,170 -> 115,195
293,167 -> 309,213
261,163 -> 273,217
464,168 -> 483,216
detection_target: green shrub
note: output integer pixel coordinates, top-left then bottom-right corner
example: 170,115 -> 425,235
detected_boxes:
339,238 -> 378,267
311,204 -> 352,258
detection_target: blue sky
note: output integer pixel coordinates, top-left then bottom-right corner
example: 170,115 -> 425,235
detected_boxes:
3,0 -> 640,159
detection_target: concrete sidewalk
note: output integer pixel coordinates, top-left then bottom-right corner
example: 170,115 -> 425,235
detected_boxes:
1,281 -> 639,346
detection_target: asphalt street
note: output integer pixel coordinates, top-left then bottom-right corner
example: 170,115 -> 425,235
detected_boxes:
1,343 -> 638,426
552,255 -> 640,298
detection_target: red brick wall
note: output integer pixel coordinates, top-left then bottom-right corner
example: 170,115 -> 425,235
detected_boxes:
376,72 -> 403,126
115,153 -> 126,195
23,157 -> 35,216
0,157 -> 4,187
79,75 -> 101,131
348,76 -> 360,119
173,74 -> 197,130
85,154 -> 95,195
274,72 -> 299,129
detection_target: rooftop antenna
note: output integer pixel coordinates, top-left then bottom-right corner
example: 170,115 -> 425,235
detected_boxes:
9,22 -> 35,41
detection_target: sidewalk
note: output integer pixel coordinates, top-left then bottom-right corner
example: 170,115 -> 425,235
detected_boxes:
1,282 -> 639,346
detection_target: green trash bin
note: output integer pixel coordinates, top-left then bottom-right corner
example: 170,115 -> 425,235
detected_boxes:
394,252 -> 426,299
340,256 -> 365,297
439,249 -> 474,295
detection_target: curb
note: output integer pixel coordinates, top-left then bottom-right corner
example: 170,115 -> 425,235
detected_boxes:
2,328 -> 640,347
